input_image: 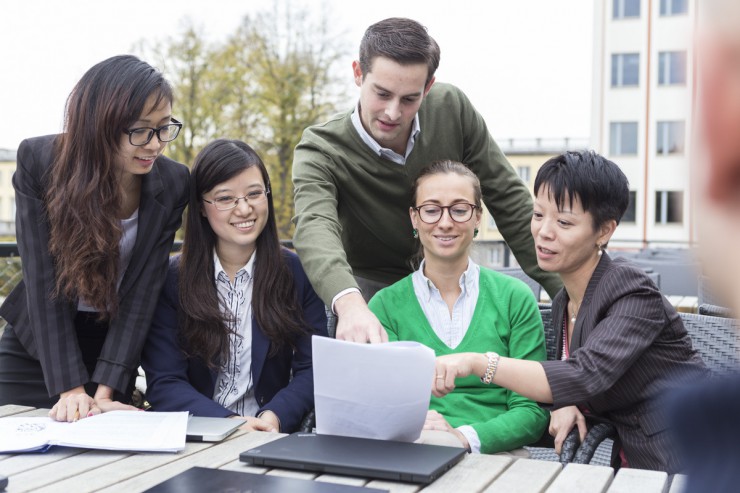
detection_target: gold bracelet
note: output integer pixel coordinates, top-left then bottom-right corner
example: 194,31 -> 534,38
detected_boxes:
480,352 -> 500,385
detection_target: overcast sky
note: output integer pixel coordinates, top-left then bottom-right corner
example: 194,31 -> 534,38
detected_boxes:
0,0 -> 594,151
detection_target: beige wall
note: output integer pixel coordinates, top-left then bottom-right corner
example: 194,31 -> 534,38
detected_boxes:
477,152 -> 556,243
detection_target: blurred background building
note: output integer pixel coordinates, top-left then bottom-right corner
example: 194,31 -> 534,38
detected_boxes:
590,0 -> 694,249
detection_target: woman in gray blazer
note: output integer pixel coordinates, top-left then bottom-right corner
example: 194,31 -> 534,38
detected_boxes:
0,55 -> 189,421
432,150 -> 707,473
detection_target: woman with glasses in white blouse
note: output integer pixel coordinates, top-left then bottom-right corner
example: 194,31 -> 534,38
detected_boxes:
141,139 -> 327,433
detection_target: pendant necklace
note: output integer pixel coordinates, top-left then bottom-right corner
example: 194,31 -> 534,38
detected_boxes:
569,300 -> 581,324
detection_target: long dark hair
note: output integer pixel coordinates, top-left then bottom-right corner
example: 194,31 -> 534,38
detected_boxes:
45,55 -> 172,317
179,139 -> 307,367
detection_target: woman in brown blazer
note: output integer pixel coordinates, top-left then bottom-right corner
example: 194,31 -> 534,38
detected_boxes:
432,150 -> 707,473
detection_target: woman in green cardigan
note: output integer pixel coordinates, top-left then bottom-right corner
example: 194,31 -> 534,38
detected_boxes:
368,160 -> 548,454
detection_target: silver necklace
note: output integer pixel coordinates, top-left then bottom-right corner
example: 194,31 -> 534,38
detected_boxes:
569,300 -> 581,324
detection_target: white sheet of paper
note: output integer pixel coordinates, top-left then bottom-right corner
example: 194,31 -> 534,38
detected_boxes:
0,411 -> 188,453
312,335 -> 435,442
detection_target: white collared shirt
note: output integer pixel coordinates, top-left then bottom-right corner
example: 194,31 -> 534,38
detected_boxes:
411,259 -> 480,349
350,102 -> 421,165
212,250 -> 259,418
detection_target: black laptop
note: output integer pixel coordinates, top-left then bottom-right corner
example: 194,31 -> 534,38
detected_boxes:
143,467 -> 386,492
239,432 -> 466,484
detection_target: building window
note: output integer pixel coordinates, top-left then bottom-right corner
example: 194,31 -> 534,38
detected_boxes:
660,0 -> 687,16
623,191 -> 637,223
656,121 -> 685,155
489,247 -> 502,267
610,122 -> 639,155
658,51 -> 687,85
613,0 -> 640,18
655,190 -> 683,224
611,53 -> 640,87
516,166 -> 531,184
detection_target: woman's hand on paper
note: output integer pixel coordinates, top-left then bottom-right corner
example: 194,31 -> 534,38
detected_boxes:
49,386 -> 96,422
549,406 -> 587,454
92,384 -> 140,415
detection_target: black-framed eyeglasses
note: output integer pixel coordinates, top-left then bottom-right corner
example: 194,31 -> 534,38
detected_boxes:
123,118 -> 183,146
202,188 -> 271,211
413,203 -> 479,224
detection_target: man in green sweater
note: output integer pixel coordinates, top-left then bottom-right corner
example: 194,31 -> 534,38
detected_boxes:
292,17 -> 561,343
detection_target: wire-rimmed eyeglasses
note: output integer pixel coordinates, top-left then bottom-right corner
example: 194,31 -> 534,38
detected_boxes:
202,188 -> 270,211
413,203 -> 479,224
123,118 -> 183,146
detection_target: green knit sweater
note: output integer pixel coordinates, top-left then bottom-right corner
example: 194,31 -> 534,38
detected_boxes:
368,268 -> 549,454
292,82 -> 561,305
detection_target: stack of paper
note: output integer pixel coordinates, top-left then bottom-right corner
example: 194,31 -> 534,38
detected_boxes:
312,336 -> 435,442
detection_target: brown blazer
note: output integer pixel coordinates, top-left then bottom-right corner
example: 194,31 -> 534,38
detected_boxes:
540,254 -> 708,473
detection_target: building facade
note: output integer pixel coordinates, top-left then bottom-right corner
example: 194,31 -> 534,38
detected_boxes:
591,0 -> 695,248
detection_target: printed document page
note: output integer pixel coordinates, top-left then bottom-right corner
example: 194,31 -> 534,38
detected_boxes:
312,336 -> 435,442
0,411 -> 188,453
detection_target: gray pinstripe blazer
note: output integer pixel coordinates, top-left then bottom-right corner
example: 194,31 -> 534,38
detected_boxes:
0,134 -> 189,397
540,254 -> 708,473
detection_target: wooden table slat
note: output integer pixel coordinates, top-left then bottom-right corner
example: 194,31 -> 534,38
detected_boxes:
9,450 -> 131,492
545,463 -> 614,493
0,447 -> 87,475
606,468 -> 668,493
0,405 -> 34,418
483,458 -> 562,493
92,430 -> 283,492
420,454 -> 513,492
364,479 -> 422,493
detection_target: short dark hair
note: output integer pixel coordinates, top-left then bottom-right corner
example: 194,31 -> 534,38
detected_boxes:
533,150 -> 630,230
359,17 -> 440,86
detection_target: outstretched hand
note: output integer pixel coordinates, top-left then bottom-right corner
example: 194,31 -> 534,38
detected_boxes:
334,292 -> 388,343
432,353 -> 484,397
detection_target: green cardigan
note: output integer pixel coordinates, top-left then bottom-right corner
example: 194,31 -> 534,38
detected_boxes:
368,268 -> 548,454
292,82 -> 561,305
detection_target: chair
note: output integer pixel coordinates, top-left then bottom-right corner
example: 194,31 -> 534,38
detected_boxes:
698,303 -> 734,319
524,308 -> 615,465
547,311 -> 740,466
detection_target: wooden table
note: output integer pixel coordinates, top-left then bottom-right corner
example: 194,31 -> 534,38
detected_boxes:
0,405 -> 687,493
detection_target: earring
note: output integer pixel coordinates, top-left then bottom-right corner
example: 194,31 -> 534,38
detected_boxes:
412,229 -> 418,239
597,243 -> 603,256
474,228 -> 479,238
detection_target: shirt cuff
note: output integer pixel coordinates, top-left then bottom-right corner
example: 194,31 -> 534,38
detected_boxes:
331,288 -> 361,314
457,425 -> 481,454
